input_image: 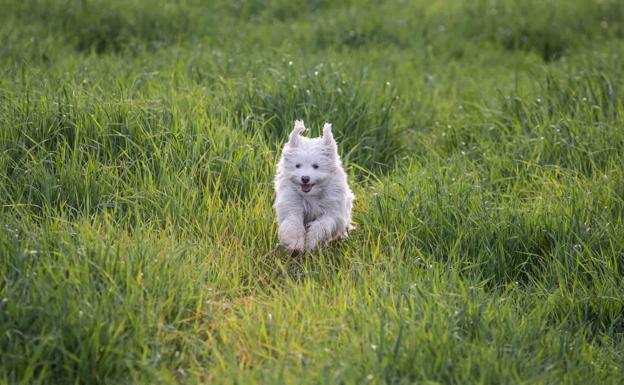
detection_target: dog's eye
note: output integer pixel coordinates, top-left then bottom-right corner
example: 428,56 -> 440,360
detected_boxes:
295,164 -> 301,168
312,164 -> 319,169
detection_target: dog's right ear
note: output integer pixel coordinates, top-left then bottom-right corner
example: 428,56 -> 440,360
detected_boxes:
322,123 -> 335,146
322,122 -> 338,153
288,120 -> 306,147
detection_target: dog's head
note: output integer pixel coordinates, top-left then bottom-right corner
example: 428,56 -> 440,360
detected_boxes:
279,120 -> 340,196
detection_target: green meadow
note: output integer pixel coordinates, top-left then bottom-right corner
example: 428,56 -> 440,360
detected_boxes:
1,0 -> 623,383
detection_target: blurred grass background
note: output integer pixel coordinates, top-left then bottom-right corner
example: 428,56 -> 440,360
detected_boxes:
1,0 -> 623,384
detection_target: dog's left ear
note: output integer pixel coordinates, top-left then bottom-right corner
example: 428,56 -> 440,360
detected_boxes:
288,120 -> 306,147
322,123 -> 337,151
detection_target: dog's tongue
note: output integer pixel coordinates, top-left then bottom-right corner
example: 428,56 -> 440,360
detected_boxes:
301,183 -> 313,193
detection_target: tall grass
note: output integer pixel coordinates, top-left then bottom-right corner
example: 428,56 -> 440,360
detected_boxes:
1,0 -> 623,384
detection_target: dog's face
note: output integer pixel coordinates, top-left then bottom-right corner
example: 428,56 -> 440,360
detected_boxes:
280,120 -> 339,196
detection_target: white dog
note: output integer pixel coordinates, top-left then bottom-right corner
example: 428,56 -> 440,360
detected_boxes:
274,120 -> 354,253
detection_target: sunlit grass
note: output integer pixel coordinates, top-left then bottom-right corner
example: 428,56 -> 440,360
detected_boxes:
1,0 -> 623,384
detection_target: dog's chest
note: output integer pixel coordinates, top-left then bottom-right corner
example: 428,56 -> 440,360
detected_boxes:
302,197 -> 325,223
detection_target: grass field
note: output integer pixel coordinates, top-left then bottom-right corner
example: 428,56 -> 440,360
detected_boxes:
1,0 -> 624,383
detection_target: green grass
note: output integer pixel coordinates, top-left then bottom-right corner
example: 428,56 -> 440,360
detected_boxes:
1,0 -> 623,384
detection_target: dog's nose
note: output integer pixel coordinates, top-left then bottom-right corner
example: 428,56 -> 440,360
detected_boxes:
301,176 -> 310,184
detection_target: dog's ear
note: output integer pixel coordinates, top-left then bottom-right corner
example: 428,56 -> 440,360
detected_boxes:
322,122 -> 337,150
288,120 -> 306,147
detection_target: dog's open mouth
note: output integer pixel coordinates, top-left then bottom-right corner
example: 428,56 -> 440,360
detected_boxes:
301,183 -> 315,193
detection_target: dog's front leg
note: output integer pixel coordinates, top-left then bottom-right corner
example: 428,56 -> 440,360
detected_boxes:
278,216 -> 306,254
306,215 -> 341,251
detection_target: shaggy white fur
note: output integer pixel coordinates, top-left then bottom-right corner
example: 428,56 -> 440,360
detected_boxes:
274,120 -> 355,253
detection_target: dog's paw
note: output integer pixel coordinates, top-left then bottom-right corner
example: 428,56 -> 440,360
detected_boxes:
305,221 -> 329,251
279,225 -> 305,254
337,222 -> 355,239
285,238 -> 305,254
283,235 -> 305,253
